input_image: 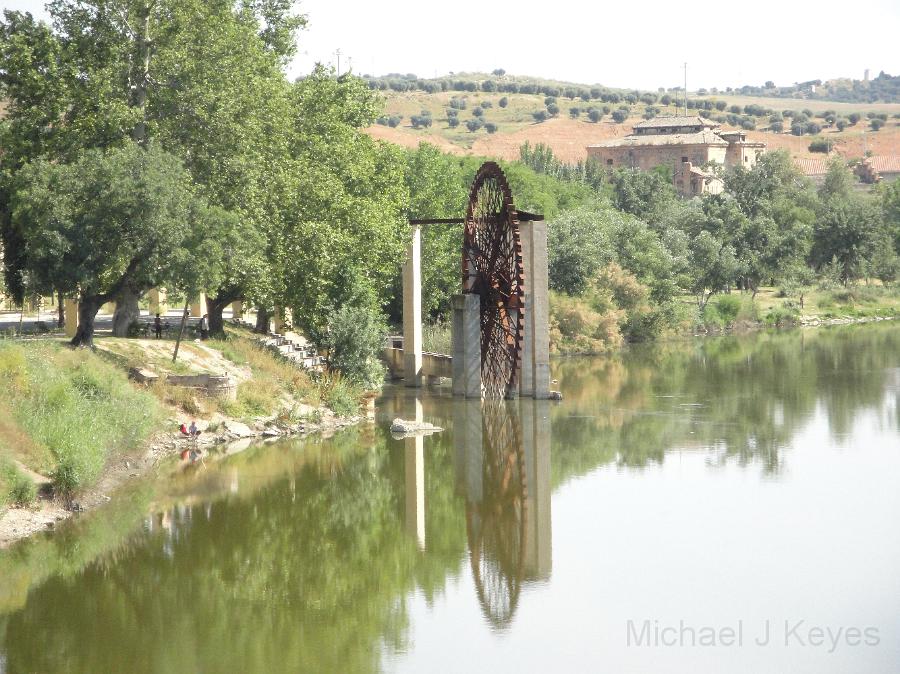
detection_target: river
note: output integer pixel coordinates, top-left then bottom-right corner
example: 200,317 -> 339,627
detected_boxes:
1,323 -> 898,673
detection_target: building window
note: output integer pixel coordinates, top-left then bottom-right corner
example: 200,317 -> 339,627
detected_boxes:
744,155 -> 749,162
681,156 -> 689,163
606,159 -> 613,166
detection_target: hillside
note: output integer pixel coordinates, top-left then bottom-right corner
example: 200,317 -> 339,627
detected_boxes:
365,87 -> 900,164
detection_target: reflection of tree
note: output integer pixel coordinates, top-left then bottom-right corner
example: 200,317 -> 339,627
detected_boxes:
1,427 -> 468,674
465,403 -> 527,630
551,324 -> 900,482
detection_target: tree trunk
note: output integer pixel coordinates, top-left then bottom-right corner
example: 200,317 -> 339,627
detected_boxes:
71,295 -> 102,348
57,290 -> 65,329
254,307 -> 271,334
208,301 -> 226,337
207,291 -> 239,338
112,285 -> 142,337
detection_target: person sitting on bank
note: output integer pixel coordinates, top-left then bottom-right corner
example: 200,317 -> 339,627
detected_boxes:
199,314 -> 209,340
154,313 -> 163,339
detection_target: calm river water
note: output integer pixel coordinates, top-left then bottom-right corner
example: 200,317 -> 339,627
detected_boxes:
1,324 -> 899,673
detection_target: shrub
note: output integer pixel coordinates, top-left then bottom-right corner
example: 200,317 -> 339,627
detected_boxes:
611,109 -> 628,123
835,118 -> 848,131
447,117 -> 460,128
532,110 -> 548,123
569,106 -> 581,118
546,103 -> 560,116
484,122 -> 498,134
466,118 -> 484,132
870,118 -> 884,131
764,305 -> 800,327
544,96 -> 556,106
848,112 -> 861,124
2,459 -> 37,507
588,109 -> 602,123
320,372 -> 361,418
809,139 -> 833,153
319,305 -> 387,390
471,106 -> 483,117
498,96 -> 508,108
549,291 -> 623,355
387,115 -> 402,128
713,294 -> 742,326
480,100 -> 492,109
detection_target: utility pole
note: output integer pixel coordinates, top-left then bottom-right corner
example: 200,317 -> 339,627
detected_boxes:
684,62 -> 688,116
334,48 -> 342,76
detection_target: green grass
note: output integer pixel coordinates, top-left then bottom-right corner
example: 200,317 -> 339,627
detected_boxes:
0,341 -> 162,497
0,457 -> 37,507
208,327 -> 331,421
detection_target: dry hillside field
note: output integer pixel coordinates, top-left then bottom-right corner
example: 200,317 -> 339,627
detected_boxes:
366,90 -> 900,163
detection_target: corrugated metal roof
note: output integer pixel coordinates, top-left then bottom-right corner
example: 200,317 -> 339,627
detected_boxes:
588,130 -> 728,149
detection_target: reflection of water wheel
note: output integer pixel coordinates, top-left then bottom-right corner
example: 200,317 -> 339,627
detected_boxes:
466,402 -> 528,629
463,162 -> 525,399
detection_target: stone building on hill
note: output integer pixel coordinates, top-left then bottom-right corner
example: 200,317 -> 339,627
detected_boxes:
586,116 -> 766,197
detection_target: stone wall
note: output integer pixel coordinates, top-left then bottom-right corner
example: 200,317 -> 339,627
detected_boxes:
588,143 -> 726,172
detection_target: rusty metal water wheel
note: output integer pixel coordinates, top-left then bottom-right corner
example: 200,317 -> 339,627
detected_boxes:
463,162 -> 525,399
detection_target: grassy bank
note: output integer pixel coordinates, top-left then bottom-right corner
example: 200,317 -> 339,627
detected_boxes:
0,341 -> 162,505
97,326 -> 364,422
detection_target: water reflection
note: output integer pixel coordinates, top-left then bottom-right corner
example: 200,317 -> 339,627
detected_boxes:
0,324 -> 897,674
453,400 -> 552,629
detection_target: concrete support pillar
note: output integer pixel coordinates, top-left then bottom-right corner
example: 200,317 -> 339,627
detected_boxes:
231,300 -> 243,321
63,299 -> 79,339
519,220 -> 551,399
451,293 -> 481,398
149,288 -> 167,316
190,293 -> 206,318
273,305 -> 291,334
403,225 -> 423,387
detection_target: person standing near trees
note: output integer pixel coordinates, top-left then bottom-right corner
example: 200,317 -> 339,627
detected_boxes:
199,314 -> 210,340
154,314 -> 163,339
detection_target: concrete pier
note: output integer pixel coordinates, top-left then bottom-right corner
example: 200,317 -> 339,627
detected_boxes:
452,293 -> 481,397
403,225 -> 423,387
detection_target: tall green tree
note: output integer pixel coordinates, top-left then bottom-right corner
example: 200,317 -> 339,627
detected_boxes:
275,68 -> 410,341
0,2 -> 303,321
12,144 -> 232,346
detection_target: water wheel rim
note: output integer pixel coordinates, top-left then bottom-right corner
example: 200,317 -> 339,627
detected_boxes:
463,162 -> 525,399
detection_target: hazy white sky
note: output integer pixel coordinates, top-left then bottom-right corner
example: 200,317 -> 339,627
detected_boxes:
3,0 -> 899,90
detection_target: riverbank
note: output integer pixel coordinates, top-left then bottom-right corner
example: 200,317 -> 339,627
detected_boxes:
0,329 -> 365,548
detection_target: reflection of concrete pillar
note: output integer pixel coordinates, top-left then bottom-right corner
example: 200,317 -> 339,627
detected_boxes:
521,399 -> 552,580
190,293 -> 206,318
63,299 -> 79,339
403,225 -> 423,387
149,288 -> 167,315
451,293 -> 481,397
519,221 -> 551,399
404,435 -> 426,550
231,300 -> 243,321
466,403 -> 484,503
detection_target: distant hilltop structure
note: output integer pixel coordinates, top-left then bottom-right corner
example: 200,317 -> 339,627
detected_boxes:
586,116 -> 766,197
